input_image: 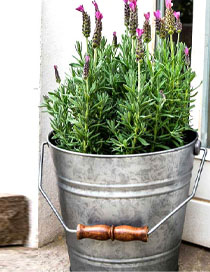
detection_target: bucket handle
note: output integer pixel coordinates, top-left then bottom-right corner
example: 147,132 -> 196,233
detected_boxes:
39,142 -> 77,234
39,141 -> 207,242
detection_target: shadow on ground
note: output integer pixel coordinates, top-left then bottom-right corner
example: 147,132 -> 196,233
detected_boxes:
0,239 -> 210,271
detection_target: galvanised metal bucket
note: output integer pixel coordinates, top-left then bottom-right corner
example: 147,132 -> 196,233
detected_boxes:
39,131 -> 207,271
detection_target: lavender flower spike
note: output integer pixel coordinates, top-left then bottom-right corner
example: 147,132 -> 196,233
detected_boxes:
54,65 -> 61,84
83,56 -> 90,79
159,18 -> 167,39
112,32 -> 118,48
154,10 -> 161,35
184,47 -> 190,67
165,0 -> 175,35
143,11 -> 151,43
76,5 -> 91,38
129,0 -> 138,38
136,28 -> 144,62
92,11 -> 103,48
123,0 -> 130,27
174,11 -> 182,33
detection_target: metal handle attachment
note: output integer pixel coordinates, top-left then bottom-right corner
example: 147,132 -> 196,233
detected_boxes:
39,141 -> 207,241
38,142 -> 76,234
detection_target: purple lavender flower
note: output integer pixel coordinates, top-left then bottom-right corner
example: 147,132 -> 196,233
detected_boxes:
76,5 -> 84,13
129,0 -> 138,38
165,0 -> 175,35
154,10 -> 161,19
92,1 -> 100,24
136,28 -> 144,62
112,32 -> 118,47
184,47 -> 190,67
174,11 -> 182,33
96,11 -> 103,21
184,47 -> 189,56
144,12 -> 150,21
92,11 -> 103,48
83,56 -> 90,79
92,1 -> 99,11
165,0 -> 173,9
143,11 -> 151,43
54,65 -> 61,84
154,10 -> 161,35
76,5 -> 91,38
129,0 -> 137,11
123,0 -> 130,27
136,28 -> 144,37
173,11 -> 180,20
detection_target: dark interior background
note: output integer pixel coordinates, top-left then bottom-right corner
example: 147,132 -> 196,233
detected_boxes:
172,0 -> 193,49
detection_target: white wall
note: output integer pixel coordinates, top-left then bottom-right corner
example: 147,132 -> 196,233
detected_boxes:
0,0 -> 41,248
40,0 -> 155,246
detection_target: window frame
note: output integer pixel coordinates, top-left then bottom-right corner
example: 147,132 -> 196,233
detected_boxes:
191,0 -> 210,152
202,0 -> 210,147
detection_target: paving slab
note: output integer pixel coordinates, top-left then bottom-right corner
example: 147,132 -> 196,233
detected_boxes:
0,239 -> 210,271
179,242 -> 210,271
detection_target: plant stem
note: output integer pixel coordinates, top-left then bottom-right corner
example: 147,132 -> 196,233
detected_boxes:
170,34 -> 174,70
86,38 -> 89,53
132,38 -> 135,56
84,78 -> 89,153
177,33 -> 180,45
94,48 -> 97,67
138,61 -> 141,95
146,43 -> 150,62
132,127 -> 138,151
170,34 -> 175,91
86,78 -> 89,95
152,110 -> 159,152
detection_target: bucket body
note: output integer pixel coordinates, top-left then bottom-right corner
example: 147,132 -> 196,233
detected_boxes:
48,131 -> 197,271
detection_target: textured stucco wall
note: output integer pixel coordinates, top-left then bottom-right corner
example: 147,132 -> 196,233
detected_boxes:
39,0 -> 156,247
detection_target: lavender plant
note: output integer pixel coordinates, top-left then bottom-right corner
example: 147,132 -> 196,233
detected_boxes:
42,0 -> 198,154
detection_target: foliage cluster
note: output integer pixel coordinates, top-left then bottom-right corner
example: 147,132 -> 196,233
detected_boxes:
42,1 -> 197,154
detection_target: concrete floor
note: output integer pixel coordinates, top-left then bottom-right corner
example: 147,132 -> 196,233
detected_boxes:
0,238 -> 210,272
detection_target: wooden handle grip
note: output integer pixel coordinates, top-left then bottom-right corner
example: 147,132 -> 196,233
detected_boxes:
77,224 -> 148,242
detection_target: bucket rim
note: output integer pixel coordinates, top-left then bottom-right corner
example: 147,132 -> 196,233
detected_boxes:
47,130 -> 198,158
